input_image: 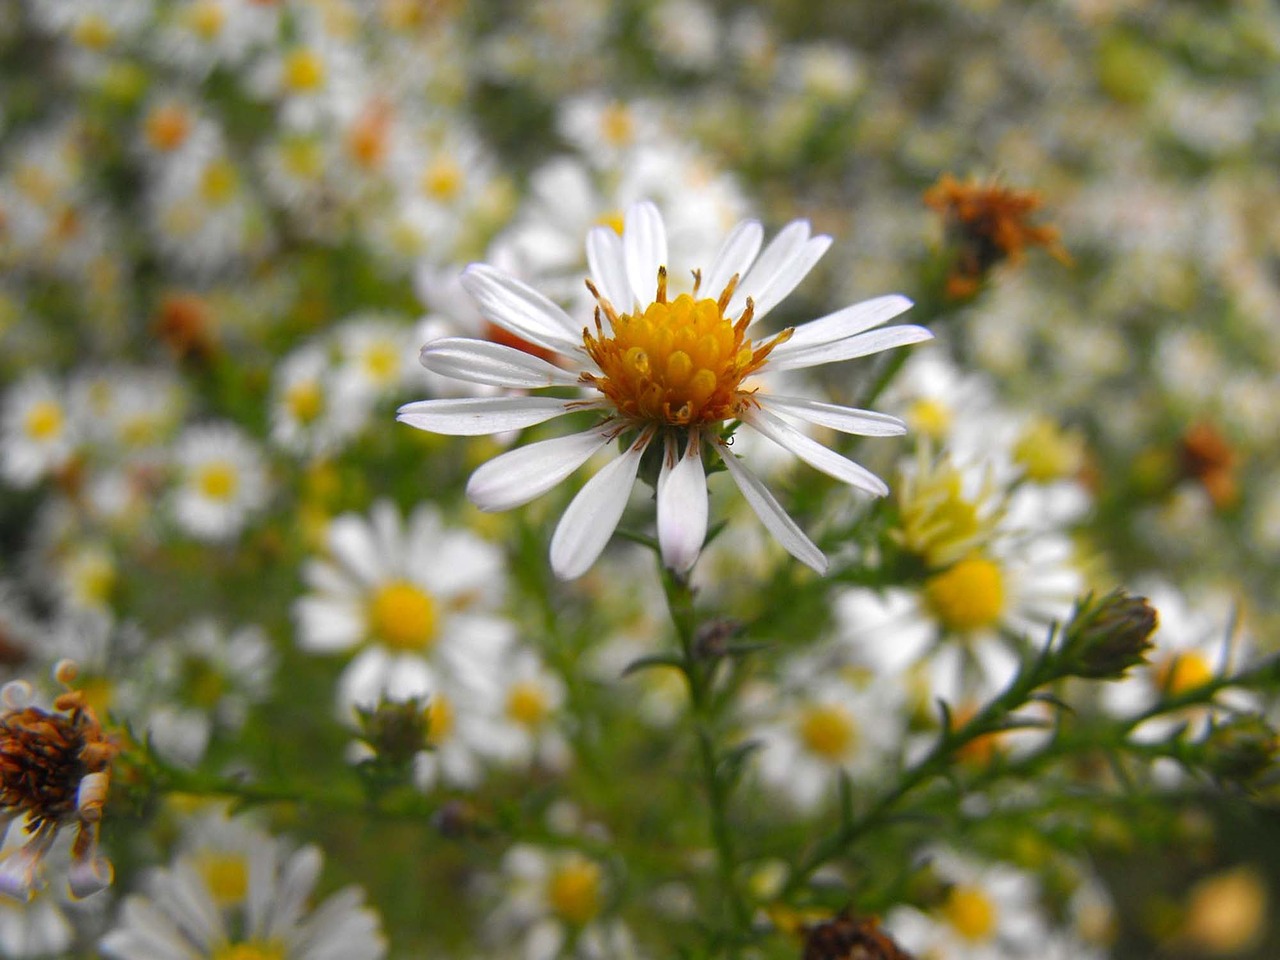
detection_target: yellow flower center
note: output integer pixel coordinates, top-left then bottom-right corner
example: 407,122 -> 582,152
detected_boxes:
1013,415 -> 1085,483
70,553 -> 116,605
906,397 -> 952,440
283,49 -> 326,92
943,885 -> 997,942
506,682 -> 550,728
368,581 -> 439,651
200,160 -> 239,206
797,704 -> 858,761
72,14 -> 114,50
145,105 -> 193,153
121,414 -> 161,447
197,462 -> 239,502
582,276 -> 788,427
198,852 -> 249,907
595,210 -> 625,235
924,555 -> 1006,633
420,158 -> 463,201
23,401 -> 63,441
280,137 -> 325,180
187,0 -> 227,40
212,942 -> 285,960
425,694 -> 453,746
362,342 -> 401,383
600,102 -> 634,146
286,381 -> 324,424
548,857 -> 603,926
1157,651 -> 1214,696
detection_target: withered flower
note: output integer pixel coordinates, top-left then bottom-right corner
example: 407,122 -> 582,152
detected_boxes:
0,664 -> 118,900
924,173 -> 1071,300
802,912 -> 916,960
1178,420 -> 1239,510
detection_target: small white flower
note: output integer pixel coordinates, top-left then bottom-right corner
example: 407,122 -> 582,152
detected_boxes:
170,423 -> 270,542
399,200 -> 931,579
1,375 -> 78,489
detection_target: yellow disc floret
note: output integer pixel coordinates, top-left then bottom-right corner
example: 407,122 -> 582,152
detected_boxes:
1157,651 -> 1214,696
213,942 -> 286,960
368,581 -> 439,651
581,272 -> 789,427
24,401 -> 64,441
797,704 -> 858,762
197,462 -> 239,501
548,856 -> 603,926
286,381 -> 324,424
198,851 -> 249,907
506,682 -> 550,728
943,885 -> 997,942
924,555 -> 1006,633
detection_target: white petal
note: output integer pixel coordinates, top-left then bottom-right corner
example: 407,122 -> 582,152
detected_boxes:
586,226 -> 631,311
747,234 -> 832,320
396,396 -> 576,436
774,295 -> 915,354
701,219 -> 764,299
623,201 -> 668,308
716,441 -> 827,573
758,394 -> 906,437
466,426 -> 613,511
742,406 -> 889,496
657,435 -> 708,573
419,338 -> 580,389
460,264 -> 583,355
728,219 -> 809,317
549,433 -> 652,580
765,324 -> 934,372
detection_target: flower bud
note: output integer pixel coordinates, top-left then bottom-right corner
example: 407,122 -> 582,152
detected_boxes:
1060,591 -> 1158,681
1203,715 -> 1278,786
354,695 -> 432,771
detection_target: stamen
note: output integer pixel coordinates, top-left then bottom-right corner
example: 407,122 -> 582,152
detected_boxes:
655,266 -> 668,304
717,275 -> 739,313
690,268 -> 702,297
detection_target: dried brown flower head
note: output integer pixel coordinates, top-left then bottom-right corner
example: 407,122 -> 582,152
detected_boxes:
1178,420 -> 1239,509
924,173 -> 1071,299
802,912 -> 916,960
0,666 -> 118,900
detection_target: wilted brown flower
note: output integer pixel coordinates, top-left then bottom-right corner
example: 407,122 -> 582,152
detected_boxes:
154,291 -> 219,363
924,173 -> 1071,299
1178,420 -> 1239,509
0,665 -> 119,900
802,912 -> 916,960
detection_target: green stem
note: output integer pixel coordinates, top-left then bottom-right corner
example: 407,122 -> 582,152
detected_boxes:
661,568 -> 752,955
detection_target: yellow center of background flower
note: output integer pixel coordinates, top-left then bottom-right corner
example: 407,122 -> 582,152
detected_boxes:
188,1 -> 227,40
72,14 -> 114,50
421,158 -> 463,201
548,857 -> 603,926
368,581 -> 439,650
281,137 -> 325,180
198,462 -> 239,501
286,381 -> 324,423
425,694 -> 453,746
1013,415 -> 1084,483
362,342 -> 400,383
797,703 -> 858,761
24,401 -> 63,441
582,286 -> 786,427
283,49 -> 325,92
200,160 -> 239,206
213,942 -> 285,960
197,851 -> 249,906
145,105 -> 192,152
924,555 -> 1005,633
1157,651 -> 1213,696
943,885 -> 997,942
506,682 -> 549,727
906,398 -> 952,440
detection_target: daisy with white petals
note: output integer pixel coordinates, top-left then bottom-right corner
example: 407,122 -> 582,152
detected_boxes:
398,201 -> 932,579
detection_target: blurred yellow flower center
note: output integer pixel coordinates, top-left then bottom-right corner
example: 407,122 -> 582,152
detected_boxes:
199,852 -> 249,906
281,138 -> 325,180
146,105 -> 193,152
600,103 -> 634,146
548,858 -> 603,926
506,682 -> 549,727
421,158 -> 463,200
906,397 -> 952,440
71,553 -> 116,605
188,0 -> 227,40
23,401 -> 63,441
362,342 -> 400,383
1157,651 -> 1213,696
425,694 -> 453,746
200,160 -> 239,205
286,381 -> 324,423
924,555 -> 1005,633
1014,416 -> 1084,483
73,14 -> 114,50
121,414 -> 161,446
798,704 -> 858,761
283,49 -> 326,92
197,462 -> 239,501
943,885 -> 996,942
368,581 -> 439,650
595,210 -> 625,234
213,942 -> 285,960
583,280 -> 788,427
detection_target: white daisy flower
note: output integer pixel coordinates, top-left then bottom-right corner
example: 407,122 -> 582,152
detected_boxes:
293,500 -> 514,716
170,423 -> 270,542
1,374 -> 79,489
398,200 -> 931,579
99,817 -> 386,960
269,342 -> 367,458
